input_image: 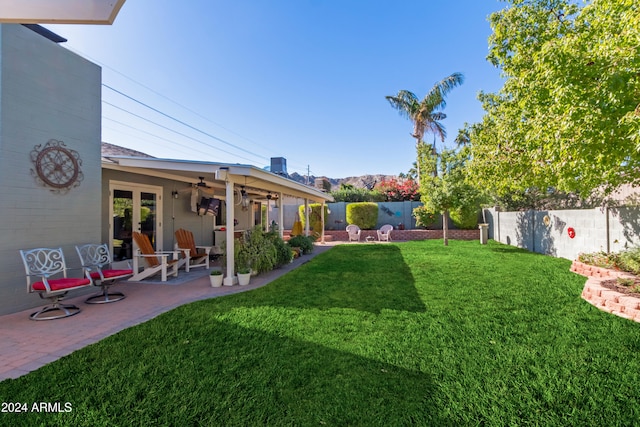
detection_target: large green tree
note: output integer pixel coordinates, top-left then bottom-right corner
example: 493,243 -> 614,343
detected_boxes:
470,0 -> 640,197
386,72 -> 465,181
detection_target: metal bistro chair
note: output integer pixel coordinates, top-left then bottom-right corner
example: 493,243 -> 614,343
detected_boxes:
19,247 -> 93,320
76,243 -> 133,304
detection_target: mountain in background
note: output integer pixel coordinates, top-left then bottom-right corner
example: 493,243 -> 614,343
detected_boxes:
287,172 -> 397,191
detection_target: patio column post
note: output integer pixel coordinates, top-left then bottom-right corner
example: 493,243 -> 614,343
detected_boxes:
224,178 -> 235,286
304,198 -> 310,236
278,192 -> 284,239
320,201 -> 325,244
264,199 -> 269,232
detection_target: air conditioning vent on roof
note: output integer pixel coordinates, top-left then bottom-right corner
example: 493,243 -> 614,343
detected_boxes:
270,157 -> 287,177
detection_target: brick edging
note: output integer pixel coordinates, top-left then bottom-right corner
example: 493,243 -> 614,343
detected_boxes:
572,260 -> 640,322
322,229 -> 479,242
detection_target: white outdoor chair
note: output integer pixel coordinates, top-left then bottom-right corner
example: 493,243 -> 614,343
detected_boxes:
76,243 -> 133,304
346,224 -> 361,242
377,224 -> 393,242
19,247 -> 93,320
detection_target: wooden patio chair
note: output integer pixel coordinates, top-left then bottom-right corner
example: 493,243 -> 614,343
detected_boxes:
130,232 -> 179,282
174,228 -> 211,272
19,247 -> 93,320
377,224 -> 393,242
75,243 -> 133,304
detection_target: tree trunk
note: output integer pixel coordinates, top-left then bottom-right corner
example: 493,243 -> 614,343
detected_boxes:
415,137 -> 421,184
443,210 -> 449,246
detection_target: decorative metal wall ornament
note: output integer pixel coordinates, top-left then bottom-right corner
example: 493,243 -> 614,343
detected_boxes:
30,139 -> 84,193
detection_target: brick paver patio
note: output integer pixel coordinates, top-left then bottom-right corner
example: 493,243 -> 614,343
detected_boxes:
0,244 -> 335,381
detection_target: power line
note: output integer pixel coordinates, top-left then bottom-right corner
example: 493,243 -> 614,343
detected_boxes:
103,117 -> 223,159
63,45 -> 279,157
102,100 -> 260,164
59,44 -> 314,174
103,83 -> 268,162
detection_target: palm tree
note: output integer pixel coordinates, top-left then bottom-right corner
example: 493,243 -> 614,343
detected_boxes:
386,72 -> 464,181
455,122 -> 472,147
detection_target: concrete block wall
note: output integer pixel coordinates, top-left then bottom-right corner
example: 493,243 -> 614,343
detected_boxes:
278,201 -> 431,231
487,206 -> 639,260
0,24 -> 102,315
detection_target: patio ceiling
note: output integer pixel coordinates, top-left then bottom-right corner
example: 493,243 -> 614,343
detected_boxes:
0,0 -> 126,25
102,156 -> 334,204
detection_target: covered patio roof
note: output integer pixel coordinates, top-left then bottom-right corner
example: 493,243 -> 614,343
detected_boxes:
102,156 -> 333,204
0,0 -> 126,25
103,155 -> 332,285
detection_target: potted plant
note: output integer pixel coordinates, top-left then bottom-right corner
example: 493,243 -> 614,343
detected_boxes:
237,267 -> 251,286
209,270 -> 223,287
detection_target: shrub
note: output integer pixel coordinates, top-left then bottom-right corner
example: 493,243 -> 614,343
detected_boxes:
240,226 -> 278,274
220,228 -> 291,273
298,204 -> 329,234
287,235 -> 314,254
450,206 -> 480,229
330,185 -> 386,202
374,178 -> 420,201
577,251 -> 617,269
616,247 -> 640,275
346,202 -> 378,230
412,205 -> 437,228
267,231 -> 293,267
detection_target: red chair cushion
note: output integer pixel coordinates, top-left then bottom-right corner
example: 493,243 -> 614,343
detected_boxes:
32,277 -> 91,292
90,269 -> 133,280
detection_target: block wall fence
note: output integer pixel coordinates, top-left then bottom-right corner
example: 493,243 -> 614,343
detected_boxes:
485,206 -> 640,260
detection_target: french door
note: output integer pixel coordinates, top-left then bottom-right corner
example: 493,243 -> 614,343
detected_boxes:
109,181 -> 163,261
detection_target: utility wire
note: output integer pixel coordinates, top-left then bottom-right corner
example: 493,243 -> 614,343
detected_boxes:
103,83 -> 267,161
58,45 -> 313,175
103,117 -> 223,159
102,100 -> 259,164
63,45 -> 277,157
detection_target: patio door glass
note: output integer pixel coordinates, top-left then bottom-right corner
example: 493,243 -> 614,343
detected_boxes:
110,182 -> 162,261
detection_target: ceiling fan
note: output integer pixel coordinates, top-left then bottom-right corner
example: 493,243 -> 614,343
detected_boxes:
195,176 -> 212,189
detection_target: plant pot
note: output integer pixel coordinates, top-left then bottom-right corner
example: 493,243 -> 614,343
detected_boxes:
209,274 -> 223,287
237,272 -> 251,286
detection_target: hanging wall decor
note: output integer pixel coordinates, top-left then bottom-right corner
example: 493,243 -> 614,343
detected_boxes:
30,139 -> 83,193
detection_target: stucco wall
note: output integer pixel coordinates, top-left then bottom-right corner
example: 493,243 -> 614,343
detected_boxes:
101,169 -> 221,252
486,207 -> 640,260
0,24 -> 102,315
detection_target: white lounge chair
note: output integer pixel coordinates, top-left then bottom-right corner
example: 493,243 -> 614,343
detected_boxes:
377,224 -> 393,242
346,224 -> 361,242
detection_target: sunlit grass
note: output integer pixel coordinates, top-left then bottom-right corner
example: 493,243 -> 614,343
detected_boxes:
1,240 -> 639,426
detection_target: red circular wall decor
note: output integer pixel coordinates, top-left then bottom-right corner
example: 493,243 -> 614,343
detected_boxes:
567,227 -> 576,239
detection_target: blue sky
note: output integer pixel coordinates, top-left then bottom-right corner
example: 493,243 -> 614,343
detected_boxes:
46,0 -> 506,179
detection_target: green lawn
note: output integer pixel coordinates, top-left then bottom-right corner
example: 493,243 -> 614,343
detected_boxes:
2,240 -> 640,426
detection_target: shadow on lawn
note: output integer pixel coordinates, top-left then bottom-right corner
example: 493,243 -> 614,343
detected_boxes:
0,319 -> 447,426
237,244 -> 426,314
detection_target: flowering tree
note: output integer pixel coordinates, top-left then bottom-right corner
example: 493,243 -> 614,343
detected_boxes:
374,178 -> 420,202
